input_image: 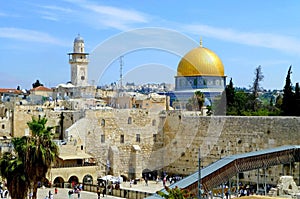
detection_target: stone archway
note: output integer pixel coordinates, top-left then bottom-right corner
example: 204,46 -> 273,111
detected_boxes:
83,174 -> 93,185
53,176 -> 64,188
68,176 -> 79,188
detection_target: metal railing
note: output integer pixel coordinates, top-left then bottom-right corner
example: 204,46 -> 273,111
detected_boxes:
82,184 -> 153,199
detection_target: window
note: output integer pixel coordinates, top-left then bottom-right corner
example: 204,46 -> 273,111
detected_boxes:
136,134 -> 140,143
152,119 -> 156,126
101,134 -> 105,143
101,119 -> 105,127
193,78 -> 197,86
1,124 -> 5,129
153,134 -> 157,142
128,117 -> 132,124
120,134 -> 124,143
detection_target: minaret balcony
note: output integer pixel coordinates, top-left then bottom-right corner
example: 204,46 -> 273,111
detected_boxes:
69,58 -> 89,63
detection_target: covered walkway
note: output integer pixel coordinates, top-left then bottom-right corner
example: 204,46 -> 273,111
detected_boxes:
147,145 -> 300,198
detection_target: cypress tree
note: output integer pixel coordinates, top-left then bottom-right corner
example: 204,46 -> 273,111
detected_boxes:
295,82 -> 300,116
282,66 -> 294,115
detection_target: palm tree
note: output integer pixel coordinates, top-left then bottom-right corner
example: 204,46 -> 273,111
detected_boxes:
190,91 -> 205,111
0,138 -> 29,199
0,117 -> 59,199
25,117 -> 59,199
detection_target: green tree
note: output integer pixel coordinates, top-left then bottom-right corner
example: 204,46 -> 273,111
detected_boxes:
251,65 -> 264,98
0,117 -> 59,199
32,80 -> 44,88
26,117 -> 59,199
295,82 -> 300,116
157,186 -> 193,199
186,91 -> 205,111
194,91 -> 205,111
275,94 -> 283,109
282,66 -> 294,115
0,138 -> 29,199
226,78 -> 235,106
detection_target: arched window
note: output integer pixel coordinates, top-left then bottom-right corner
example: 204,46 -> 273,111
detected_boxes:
1,124 -> 4,129
193,78 -> 197,86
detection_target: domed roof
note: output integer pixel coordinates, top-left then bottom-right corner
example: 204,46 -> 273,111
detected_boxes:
74,35 -> 84,43
177,45 -> 224,77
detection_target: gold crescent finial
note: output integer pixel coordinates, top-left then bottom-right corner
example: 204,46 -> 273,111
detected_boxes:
200,37 -> 203,47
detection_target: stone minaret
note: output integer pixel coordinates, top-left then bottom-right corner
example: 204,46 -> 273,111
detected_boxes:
68,35 -> 89,87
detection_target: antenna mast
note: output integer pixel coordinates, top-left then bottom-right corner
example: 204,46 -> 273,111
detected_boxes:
119,56 -> 123,90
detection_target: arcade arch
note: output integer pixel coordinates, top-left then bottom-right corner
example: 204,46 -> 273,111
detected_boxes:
68,176 -> 79,187
53,177 -> 64,187
83,174 -> 93,184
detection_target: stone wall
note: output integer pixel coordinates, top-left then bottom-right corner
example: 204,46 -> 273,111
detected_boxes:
0,105 -> 11,137
13,106 -> 300,185
158,111 -> 300,184
67,109 -> 161,179
66,109 -> 300,183
12,105 -> 83,138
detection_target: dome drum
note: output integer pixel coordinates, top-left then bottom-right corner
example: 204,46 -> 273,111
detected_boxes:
175,76 -> 225,91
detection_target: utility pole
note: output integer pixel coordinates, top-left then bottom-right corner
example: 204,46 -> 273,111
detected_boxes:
198,148 -> 202,199
106,159 -> 110,198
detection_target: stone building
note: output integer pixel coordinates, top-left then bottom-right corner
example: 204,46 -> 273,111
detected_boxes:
108,92 -> 168,110
65,108 -> 162,180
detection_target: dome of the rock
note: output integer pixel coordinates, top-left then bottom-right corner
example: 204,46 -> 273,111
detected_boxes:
177,46 -> 224,77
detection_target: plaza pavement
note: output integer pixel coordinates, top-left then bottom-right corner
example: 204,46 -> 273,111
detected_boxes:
36,180 -> 165,199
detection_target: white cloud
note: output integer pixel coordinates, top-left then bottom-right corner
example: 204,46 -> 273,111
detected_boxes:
34,4 -> 73,22
41,15 -> 59,21
63,0 -> 148,30
184,24 -> 300,55
38,5 -> 73,13
84,4 -> 147,23
0,28 -> 68,46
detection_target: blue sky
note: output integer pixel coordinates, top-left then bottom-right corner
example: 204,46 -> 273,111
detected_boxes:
1,0 -> 300,90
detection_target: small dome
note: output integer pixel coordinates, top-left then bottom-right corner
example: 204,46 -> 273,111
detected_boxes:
177,46 -> 224,77
74,35 -> 84,43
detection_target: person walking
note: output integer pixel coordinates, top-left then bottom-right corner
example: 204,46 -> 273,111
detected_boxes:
77,189 -> 81,199
97,187 -> 101,199
145,177 -> 148,186
102,187 -> 106,197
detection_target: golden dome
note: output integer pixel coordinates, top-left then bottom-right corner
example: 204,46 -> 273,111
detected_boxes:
177,46 -> 224,77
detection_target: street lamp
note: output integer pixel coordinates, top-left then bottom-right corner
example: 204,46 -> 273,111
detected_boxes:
198,148 -> 201,199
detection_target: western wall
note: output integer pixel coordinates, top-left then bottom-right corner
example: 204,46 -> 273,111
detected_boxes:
7,105 -> 300,185
158,111 -> 300,184
66,109 -> 300,184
